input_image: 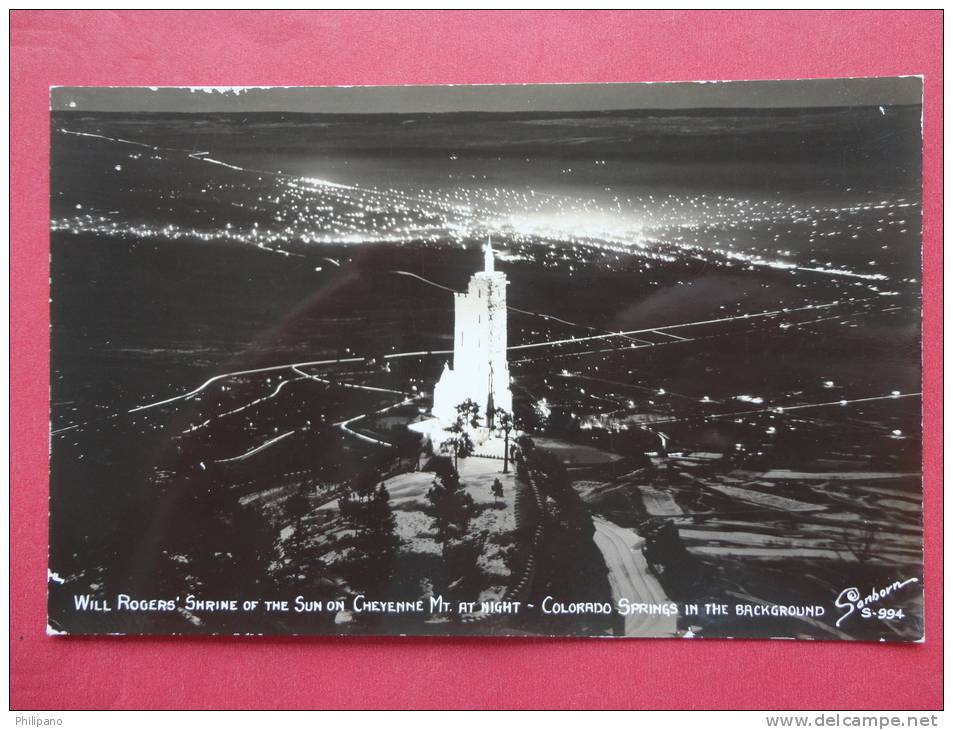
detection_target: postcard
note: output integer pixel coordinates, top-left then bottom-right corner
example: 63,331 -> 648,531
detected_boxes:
48,78 -> 924,639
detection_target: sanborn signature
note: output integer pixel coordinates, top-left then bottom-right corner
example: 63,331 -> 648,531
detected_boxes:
834,578 -> 919,627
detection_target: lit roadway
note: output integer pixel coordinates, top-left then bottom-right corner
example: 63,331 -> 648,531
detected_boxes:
591,517 -> 678,637
52,296 -> 919,464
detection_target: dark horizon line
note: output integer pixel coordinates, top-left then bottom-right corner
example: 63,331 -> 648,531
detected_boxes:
50,103 -> 922,118
49,77 -> 923,114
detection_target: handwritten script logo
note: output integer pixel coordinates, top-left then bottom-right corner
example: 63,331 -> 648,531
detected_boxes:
834,578 -> 919,627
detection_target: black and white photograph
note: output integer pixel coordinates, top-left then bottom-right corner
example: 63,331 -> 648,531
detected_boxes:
48,78 -> 924,640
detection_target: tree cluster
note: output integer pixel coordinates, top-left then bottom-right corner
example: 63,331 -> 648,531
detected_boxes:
336,470 -> 400,593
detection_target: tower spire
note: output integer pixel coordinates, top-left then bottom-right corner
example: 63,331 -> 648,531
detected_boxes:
484,235 -> 495,273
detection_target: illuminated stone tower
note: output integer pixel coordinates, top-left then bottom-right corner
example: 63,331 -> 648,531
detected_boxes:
433,238 -> 512,426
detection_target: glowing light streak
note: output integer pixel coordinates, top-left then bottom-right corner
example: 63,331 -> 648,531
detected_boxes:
215,429 -> 297,463
507,300 -> 852,352
645,392 -> 921,426
128,357 -> 366,413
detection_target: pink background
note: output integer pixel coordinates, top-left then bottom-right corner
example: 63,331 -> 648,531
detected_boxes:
11,10 -> 943,710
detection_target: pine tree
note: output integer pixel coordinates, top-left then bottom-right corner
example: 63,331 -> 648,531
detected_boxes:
439,401 -> 479,469
338,477 -> 399,592
425,459 -> 476,543
457,399 -> 482,429
492,408 -> 516,473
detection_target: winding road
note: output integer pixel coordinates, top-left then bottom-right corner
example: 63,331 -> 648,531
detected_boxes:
591,517 -> 678,637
